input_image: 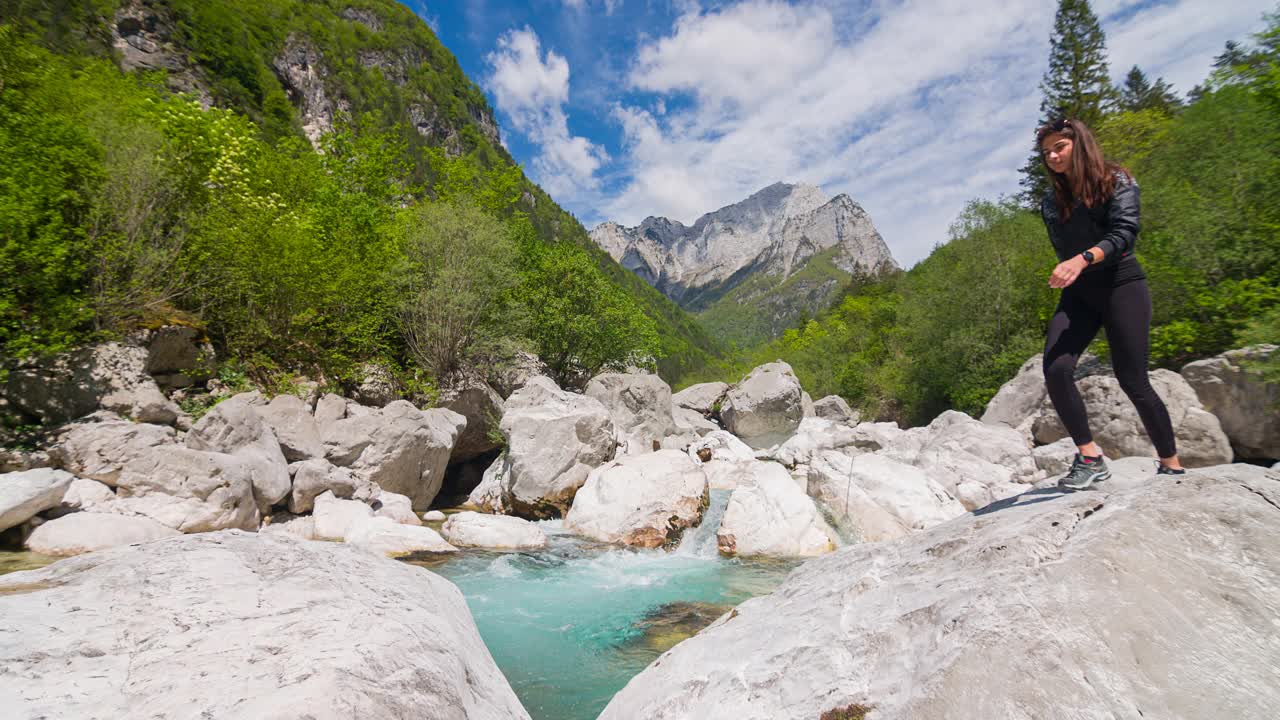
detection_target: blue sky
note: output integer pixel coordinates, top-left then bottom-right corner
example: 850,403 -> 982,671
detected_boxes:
406,0 -> 1274,266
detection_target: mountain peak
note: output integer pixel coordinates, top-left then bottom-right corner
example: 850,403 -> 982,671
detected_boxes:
588,183 -> 898,344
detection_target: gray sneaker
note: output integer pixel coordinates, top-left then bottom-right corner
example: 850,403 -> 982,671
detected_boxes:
1058,453 -> 1111,490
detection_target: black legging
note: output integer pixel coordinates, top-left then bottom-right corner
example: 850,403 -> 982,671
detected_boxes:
1042,277 -> 1178,458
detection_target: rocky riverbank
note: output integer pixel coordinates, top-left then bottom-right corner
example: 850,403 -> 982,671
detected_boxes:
2,331 -> 1277,719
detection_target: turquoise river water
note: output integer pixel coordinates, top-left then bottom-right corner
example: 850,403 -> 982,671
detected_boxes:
418,490 -> 797,719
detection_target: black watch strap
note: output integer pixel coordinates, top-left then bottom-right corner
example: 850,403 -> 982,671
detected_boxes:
1081,250 -> 1095,265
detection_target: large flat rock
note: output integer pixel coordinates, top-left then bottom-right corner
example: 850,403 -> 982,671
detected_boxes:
600,464 -> 1280,720
0,531 -> 529,720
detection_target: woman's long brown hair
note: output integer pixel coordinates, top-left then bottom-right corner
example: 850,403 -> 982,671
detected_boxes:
1036,117 -> 1130,220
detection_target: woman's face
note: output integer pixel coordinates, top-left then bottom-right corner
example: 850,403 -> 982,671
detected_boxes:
1041,133 -> 1073,175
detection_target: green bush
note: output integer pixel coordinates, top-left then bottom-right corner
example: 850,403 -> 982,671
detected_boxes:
396,199 -> 519,378
513,235 -> 663,387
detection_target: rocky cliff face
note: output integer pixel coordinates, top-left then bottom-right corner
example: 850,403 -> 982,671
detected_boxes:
591,183 -> 897,314
106,1 -> 500,155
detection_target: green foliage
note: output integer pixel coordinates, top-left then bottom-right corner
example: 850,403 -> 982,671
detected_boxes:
513,237 -> 663,387
1038,0 -> 1118,126
216,362 -> 253,395
396,199 -> 519,378
1119,65 -> 1183,115
1095,108 -> 1174,167
0,27 -> 101,361
696,247 -> 850,349
176,392 -> 221,421
425,147 -> 524,216
1,0 -> 719,387
1237,305 -> 1280,386
893,201 -> 1058,422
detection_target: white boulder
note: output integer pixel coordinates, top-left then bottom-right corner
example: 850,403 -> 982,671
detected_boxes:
598,464 -> 1280,720
907,411 -> 1038,511
441,511 -> 547,550
256,393 -> 324,462
980,354 -> 1046,438
1181,345 -> 1279,460
259,514 -> 317,541
808,451 -> 965,542
673,407 -> 719,437
321,401 -> 465,511
687,430 -> 756,464
287,459 -> 357,514
720,362 -> 806,448
0,468 -> 74,532
0,531 -> 529,719
466,455 -> 509,514
700,461 -> 765,491
312,490 -> 374,541
716,461 -> 836,558
565,450 -> 708,548
439,379 -> 505,463
585,372 -> 678,455
50,416 -> 176,486
185,392 -> 291,510
373,490 -> 422,526
54,478 -> 118,515
113,448 -> 260,533
813,394 -> 858,423
344,516 -> 456,557
313,393 -> 347,424
672,381 -> 729,414
499,376 -> 616,518
769,416 -> 865,468
25,512 -> 180,556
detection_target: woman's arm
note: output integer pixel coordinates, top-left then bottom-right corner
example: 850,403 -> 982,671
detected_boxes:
1096,177 -> 1141,261
1049,244 -> 1107,288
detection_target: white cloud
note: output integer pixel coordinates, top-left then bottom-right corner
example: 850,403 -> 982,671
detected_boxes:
486,27 -> 608,198
630,1 -> 836,111
561,0 -> 623,14
579,0 -> 1273,267
1106,0 -> 1273,96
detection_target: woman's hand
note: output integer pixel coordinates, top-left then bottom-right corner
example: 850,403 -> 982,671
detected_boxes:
1049,256 -> 1089,289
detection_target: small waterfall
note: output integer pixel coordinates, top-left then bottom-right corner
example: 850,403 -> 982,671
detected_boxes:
422,484 -> 793,720
675,489 -> 732,558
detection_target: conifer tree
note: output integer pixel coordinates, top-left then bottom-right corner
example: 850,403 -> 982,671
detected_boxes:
1019,0 -> 1118,205
1120,65 -> 1183,114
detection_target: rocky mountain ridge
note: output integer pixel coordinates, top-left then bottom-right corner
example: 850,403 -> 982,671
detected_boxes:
592,183 -> 897,308
591,182 -> 899,344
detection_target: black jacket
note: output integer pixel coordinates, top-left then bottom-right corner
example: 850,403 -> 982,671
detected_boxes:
1041,172 -> 1145,285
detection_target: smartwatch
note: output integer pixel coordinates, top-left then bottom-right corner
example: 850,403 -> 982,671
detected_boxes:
1080,250 -> 1095,265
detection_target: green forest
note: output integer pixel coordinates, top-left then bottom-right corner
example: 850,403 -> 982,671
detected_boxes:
684,4 -> 1280,426
1,0 -> 1276,429
0,0 -> 719,407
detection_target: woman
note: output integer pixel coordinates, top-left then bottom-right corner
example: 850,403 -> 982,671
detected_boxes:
1036,117 -> 1184,489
